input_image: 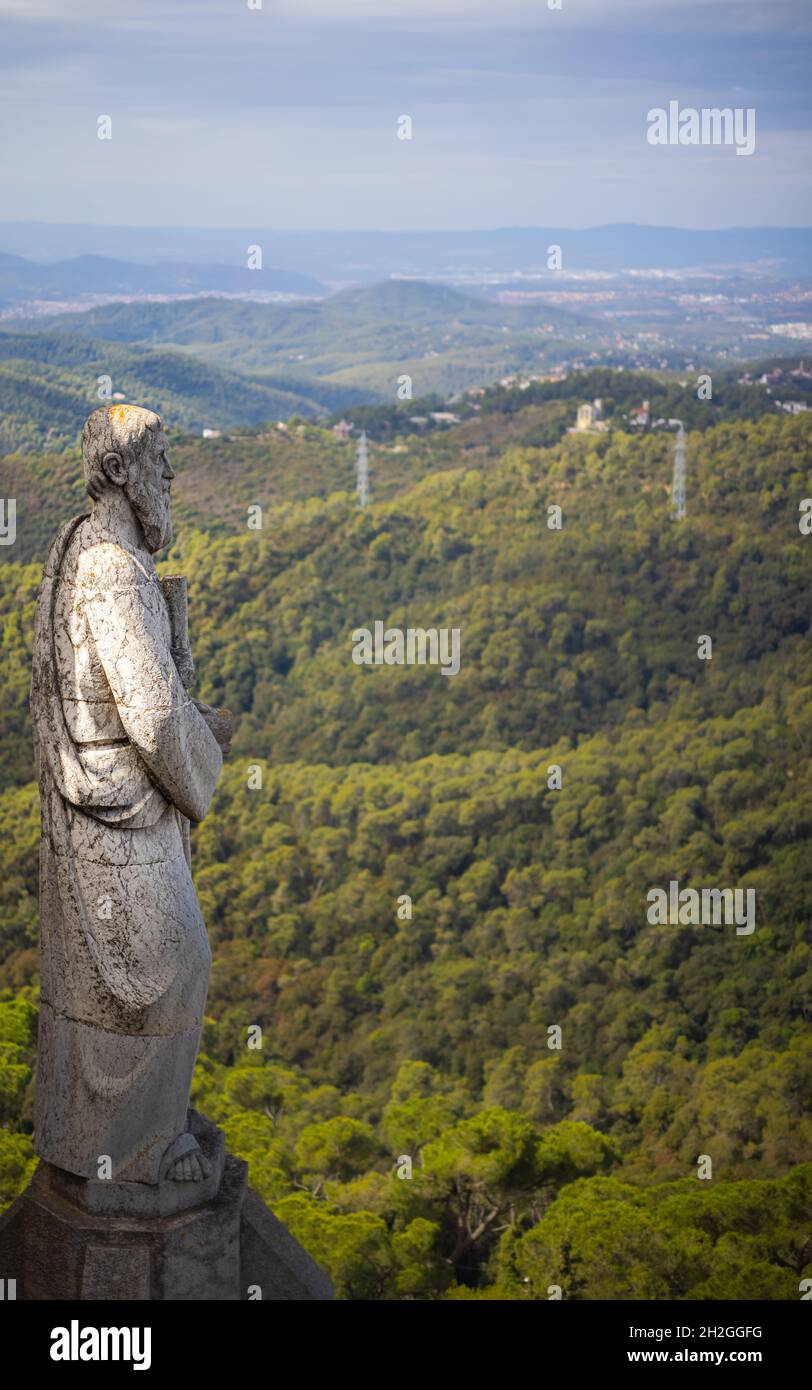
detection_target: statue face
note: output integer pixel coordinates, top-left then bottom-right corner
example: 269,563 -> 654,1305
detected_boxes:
127,428 -> 174,553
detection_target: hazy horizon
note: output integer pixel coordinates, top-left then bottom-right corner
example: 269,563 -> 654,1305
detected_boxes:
1,219 -> 811,235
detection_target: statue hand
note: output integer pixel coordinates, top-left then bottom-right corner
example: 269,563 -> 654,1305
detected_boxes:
193,700 -> 232,756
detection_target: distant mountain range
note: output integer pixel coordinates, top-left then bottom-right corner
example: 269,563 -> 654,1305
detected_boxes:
0,251 -> 325,311
5,265 -> 812,454
0,223 -> 809,281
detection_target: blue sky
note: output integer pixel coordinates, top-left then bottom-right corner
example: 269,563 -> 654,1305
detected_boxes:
0,0 -> 809,230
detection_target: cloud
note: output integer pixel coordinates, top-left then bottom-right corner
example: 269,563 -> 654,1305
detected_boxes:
2,0 -> 810,32
0,0 -> 808,228
0,0 -> 200,17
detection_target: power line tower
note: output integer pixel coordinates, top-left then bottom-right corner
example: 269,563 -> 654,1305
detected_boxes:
356,430 -> 370,508
670,418 -> 686,520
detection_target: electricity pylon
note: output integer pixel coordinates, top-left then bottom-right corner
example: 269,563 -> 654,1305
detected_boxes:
356,430 -> 370,508
669,418 -> 686,520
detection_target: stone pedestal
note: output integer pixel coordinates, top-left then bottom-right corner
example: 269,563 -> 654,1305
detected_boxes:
0,1112 -> 332,1302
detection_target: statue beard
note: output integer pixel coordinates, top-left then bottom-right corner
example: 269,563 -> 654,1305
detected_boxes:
128,486 -> 173,554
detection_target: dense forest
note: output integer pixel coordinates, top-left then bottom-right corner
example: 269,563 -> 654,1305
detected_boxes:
0,393 -> 810,1298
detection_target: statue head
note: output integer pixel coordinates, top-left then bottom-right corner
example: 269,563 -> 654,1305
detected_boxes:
82,404 -> 174,553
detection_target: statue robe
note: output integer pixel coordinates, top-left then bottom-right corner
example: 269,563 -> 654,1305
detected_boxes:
30,513 -> 222,1183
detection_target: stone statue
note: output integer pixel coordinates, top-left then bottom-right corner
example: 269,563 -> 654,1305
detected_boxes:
30,404 -> 231,1186
0,403 -> 331,1299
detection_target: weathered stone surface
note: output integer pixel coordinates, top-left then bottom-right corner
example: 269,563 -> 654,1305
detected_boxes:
0,1148 -> 333,1300
15,404 -> 332,1299
241,1189 -> 334,1301
81,1244 -> 151,1300
31,405 -> 225,1185
49,1110 -> 225,1219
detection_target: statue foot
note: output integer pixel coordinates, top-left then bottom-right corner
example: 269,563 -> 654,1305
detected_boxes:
160,1131 -> 213,1182
166,1146 -> 211,1182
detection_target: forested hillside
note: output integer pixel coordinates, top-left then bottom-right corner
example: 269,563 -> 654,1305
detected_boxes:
0,399 -> 810,1298
2,362 -> 805,566
0,329 -> 371,454
32,280 -> 588,393
340,361 -> 812,441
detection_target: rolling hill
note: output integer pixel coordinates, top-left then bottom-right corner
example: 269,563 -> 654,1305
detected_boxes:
3,362 -> 803,566
26,279 -> 593,395
0,328 -> 374,453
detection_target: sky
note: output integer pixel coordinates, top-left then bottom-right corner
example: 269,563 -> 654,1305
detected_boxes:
0,0 -> 810,232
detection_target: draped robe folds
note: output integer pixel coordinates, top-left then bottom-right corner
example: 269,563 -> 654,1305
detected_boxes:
30,514 -> 222,1184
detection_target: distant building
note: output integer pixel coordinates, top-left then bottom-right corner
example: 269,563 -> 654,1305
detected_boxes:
570,400 -> 608,435
770,324 -> 812,341
332,419 -> 353,440
202,428 -> 221,439
630,400 -> 650,428
430,411 -> 460,425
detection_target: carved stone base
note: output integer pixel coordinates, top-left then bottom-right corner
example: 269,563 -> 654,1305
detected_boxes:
0,1114 -> 332,1301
